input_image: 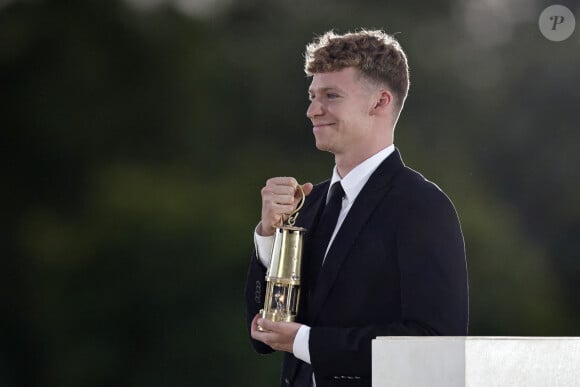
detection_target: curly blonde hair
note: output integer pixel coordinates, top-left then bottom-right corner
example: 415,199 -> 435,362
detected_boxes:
304,29 -> 410,110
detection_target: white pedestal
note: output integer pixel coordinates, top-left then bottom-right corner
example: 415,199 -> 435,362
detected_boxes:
372,336 -> 580,387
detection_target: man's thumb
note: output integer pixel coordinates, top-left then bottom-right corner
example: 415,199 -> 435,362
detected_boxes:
301,182 -> 314,196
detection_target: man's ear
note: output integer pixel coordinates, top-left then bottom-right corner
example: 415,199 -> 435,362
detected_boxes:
370,90 -> 393,115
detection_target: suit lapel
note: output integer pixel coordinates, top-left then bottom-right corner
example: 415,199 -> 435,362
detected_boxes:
308,149 -> 405,322
293,181 -> 328,323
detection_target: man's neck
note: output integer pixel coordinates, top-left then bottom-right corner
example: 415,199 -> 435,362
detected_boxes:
335,141 -> 394,177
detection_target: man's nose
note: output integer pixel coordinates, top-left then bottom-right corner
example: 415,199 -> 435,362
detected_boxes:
306,100 -> 323,119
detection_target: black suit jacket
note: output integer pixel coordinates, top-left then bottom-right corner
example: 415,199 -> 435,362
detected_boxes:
245,149 -> 468,386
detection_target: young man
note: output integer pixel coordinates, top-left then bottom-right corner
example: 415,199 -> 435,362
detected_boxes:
245,29 -> 468,387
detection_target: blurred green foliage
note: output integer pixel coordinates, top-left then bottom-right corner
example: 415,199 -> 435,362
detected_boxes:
1,0 -> 579,386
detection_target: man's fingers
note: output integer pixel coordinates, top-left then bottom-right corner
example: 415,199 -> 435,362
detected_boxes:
261,177 -> 311,235
266,177 -> 298,190
302,182 -> 314,196
250,315 -> 265,338
264,178 -> 311,205
294,182 -> 314,201
251,315 -> 299,353
256,317 -> 275,332
251,315 -> 276,334
251,316 -> 276,347
262,187 -> 296,205
253,319 -> 284,351
251,313 -> 261,329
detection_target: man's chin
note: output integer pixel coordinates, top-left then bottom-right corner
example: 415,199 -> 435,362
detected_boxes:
315,146 -> 336,157
314,141 -> 330,152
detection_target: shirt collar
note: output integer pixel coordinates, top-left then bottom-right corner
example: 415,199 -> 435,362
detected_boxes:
328,144 -> 396,204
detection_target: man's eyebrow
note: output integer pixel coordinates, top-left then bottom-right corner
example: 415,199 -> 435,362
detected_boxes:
308,86 -> 345,94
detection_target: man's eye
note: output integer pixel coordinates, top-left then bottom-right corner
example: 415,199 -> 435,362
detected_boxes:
327,93 -> 339,99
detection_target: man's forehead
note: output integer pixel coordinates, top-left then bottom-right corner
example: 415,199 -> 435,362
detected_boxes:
308,68 -> 357,92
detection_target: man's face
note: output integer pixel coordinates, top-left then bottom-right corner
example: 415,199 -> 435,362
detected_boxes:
306,67 -> 376,157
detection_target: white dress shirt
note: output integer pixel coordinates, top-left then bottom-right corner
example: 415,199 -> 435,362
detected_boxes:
254,145 -> 395,372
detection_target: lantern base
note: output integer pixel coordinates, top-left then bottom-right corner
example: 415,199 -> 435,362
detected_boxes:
257,308 -> 296,331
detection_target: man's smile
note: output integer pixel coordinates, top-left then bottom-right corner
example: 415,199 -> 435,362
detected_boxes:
312,123 -> 335,131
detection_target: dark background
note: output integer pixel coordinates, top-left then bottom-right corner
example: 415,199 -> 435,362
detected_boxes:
1,0 -> 579,385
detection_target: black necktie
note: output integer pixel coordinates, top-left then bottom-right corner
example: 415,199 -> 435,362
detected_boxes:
309,181 -> 345,285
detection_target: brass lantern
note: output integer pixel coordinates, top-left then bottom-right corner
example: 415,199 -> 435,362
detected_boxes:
258,186 -> 306,329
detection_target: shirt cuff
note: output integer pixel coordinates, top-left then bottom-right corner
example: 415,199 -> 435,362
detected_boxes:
292,324 -> 311,364
254,223 -> 275,268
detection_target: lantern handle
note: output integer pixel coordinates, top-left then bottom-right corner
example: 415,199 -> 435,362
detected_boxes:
286,184 -> 305,227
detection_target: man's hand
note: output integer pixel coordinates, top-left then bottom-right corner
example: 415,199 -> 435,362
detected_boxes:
250,314 -> 302,353
259,177 -> 314,236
